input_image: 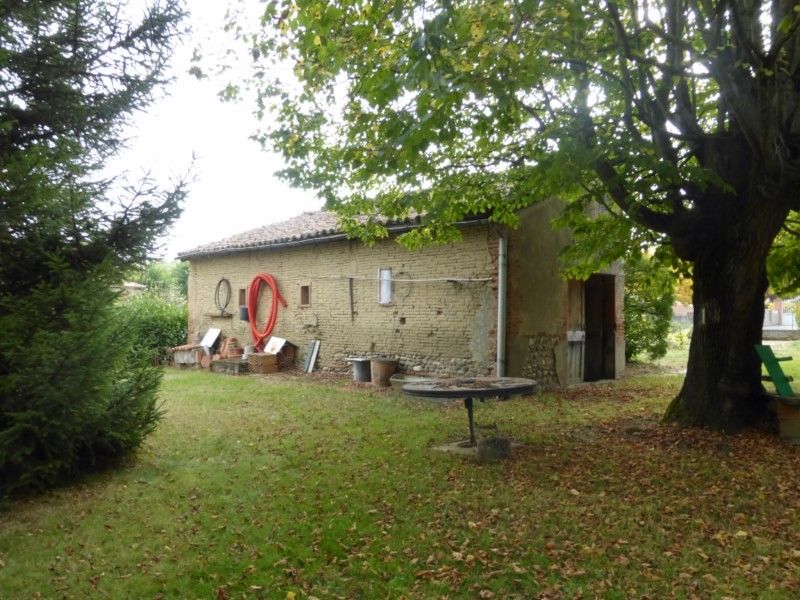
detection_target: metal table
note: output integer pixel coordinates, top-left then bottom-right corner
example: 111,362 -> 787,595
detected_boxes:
402,377 -> 537,447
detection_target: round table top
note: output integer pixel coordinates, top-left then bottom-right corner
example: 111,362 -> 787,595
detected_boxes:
402,377 -> 538,399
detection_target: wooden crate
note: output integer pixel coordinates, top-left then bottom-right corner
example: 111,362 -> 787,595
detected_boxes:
248,353 -> 278,374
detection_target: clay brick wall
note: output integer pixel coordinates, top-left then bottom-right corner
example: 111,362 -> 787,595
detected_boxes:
186,224 -> 499,376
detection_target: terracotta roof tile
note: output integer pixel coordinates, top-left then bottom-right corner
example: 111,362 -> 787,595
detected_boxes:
177,210 -> 423,259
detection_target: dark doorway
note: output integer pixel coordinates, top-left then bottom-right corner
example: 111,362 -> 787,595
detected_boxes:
584,274 -> 616,381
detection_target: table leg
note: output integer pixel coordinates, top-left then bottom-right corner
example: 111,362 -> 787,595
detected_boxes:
465,397 -> 475,447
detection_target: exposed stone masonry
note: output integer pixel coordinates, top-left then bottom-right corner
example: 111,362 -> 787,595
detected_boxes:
330,350 -> 495,377
520,333 -> 560,389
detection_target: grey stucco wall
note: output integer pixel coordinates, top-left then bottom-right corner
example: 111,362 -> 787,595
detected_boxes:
504,200 -> 625,386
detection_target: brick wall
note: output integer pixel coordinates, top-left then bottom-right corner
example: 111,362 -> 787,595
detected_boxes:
186,224 -> 499,376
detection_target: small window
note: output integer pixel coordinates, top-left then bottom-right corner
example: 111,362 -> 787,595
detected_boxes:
300,285 -> 311,306
379,268 -> 393,304
238,289 -> 246,306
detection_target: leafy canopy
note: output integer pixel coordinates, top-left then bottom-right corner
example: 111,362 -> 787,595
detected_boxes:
767,212 -> 800,296
231,0 -> 800,272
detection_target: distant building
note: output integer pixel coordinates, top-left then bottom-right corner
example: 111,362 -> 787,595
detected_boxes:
764,296 -> 799,340
116,281 -> 146,298
672,301 -> 694,324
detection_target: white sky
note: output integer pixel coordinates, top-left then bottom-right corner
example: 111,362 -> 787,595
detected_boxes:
117,2 -> 322,260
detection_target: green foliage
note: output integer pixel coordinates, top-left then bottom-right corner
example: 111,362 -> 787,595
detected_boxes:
131,261 -> 190,302
0,1 -> 186,496
767,213 -> 800,296
669,327 -> 692,352
173,262 -> 189,299
624,254 -> 676,362
227,0 -> 796,259
0,262 -> 164,496
229,0 -> 800,428
116,294 -> 188,365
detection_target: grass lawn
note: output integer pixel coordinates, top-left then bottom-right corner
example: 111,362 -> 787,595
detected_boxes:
2,364 -> 800,598
642,336 -> 800,380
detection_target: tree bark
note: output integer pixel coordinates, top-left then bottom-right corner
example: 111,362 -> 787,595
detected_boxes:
665,202 -> 787,430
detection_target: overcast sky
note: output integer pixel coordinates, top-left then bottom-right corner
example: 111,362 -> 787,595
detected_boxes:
117,2 -> 322,260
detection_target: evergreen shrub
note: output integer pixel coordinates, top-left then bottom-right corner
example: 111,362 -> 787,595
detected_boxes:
0,1 -> 186,498
0,264 -> 164,497
116,294 -> 188,365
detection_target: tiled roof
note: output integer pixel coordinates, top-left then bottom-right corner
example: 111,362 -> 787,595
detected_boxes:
177,210 -> 424,259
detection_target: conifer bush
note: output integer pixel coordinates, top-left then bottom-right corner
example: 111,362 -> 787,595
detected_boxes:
0,1 -> 186,497
0,265 -> 164,495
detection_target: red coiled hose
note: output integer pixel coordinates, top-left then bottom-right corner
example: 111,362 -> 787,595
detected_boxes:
247,273 -> 287,351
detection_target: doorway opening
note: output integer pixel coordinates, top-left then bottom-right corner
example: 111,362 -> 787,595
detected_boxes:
584,274 -> 616,381
567,274 -> 618,383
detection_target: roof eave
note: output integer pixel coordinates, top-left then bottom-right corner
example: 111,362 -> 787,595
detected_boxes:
177,218 -> 489,261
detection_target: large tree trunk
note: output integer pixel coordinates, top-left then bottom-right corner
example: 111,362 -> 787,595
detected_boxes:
664,204 -> 787,431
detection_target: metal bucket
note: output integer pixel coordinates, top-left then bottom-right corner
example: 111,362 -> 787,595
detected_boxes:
370,358 -> 397,387
348,358 -> 371,382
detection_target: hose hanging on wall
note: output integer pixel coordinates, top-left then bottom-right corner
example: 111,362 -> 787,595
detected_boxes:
214,278 -> 232,316
247,273 -> 287,351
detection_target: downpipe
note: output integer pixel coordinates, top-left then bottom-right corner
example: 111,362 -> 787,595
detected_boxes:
496,233 -> 508,377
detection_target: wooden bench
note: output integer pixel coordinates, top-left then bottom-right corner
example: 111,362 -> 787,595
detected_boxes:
755,344 -> 800,443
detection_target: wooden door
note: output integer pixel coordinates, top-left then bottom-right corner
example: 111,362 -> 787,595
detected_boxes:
566,280 -> 585,384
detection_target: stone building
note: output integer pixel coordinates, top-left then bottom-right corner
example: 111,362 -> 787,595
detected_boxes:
177,201 -> 624,386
